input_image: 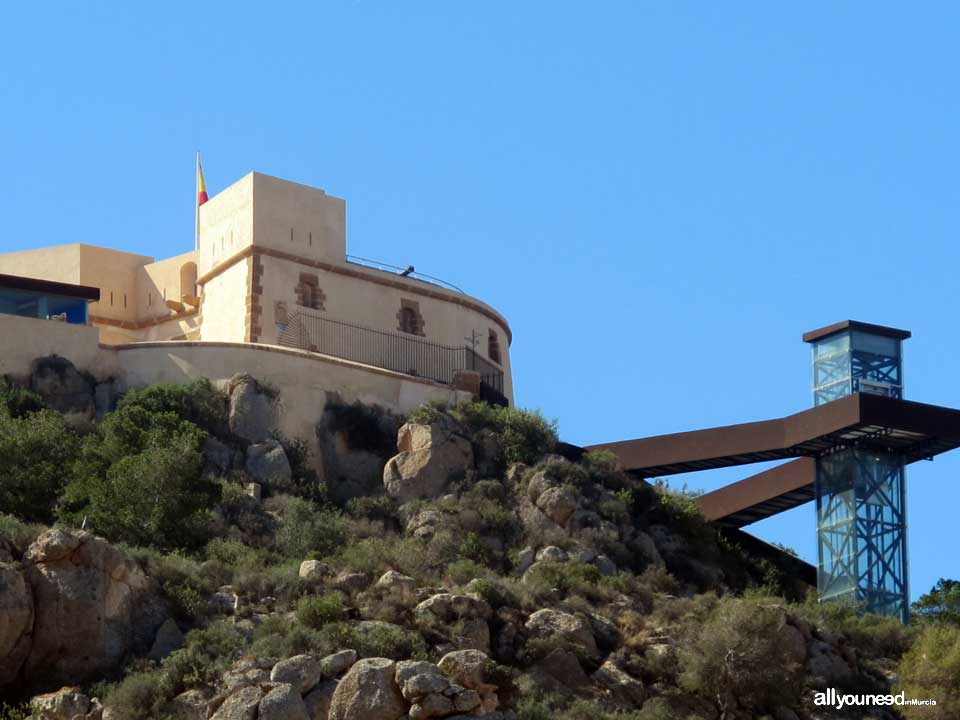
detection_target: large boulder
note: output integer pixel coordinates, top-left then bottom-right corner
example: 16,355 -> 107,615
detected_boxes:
258,683 -> 310,720
246,440 -> 292,488
0,562 -> 33,686
30,687 -> 91,720
592,660 -> 646,706
271,654 -> 322,694
211,686 -> 263,720
375,570 -> 418,607
303,680 -> 338,720
321,649 -> 358,679
524,609 -> 599,659
228,374 -> 277,443
30,355 -> 95,418
436,649 -> 499,714
19,528 -> 165,690
328,657 -> 407,720
383,423 -> 474,503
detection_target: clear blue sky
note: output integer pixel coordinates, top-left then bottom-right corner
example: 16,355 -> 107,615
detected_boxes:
2,3 -> 957,600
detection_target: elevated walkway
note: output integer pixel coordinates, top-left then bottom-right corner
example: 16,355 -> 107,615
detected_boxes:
587,392 -> 960,526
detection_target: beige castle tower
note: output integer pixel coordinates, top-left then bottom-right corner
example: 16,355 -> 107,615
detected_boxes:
0,172 -> 512,404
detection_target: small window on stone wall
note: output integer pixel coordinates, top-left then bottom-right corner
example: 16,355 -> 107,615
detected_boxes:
397,299 -> 425,336
488,329 -> 502,365
295,273 -> 326,310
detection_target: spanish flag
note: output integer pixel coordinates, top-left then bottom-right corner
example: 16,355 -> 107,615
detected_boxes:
197,158 -> 209,206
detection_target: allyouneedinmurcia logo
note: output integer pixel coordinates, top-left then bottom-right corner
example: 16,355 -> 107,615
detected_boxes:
814,688 -> 937,709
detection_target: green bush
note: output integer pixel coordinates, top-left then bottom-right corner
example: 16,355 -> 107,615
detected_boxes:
795,596 -> 913,659
523,561 -> 603,600
0,704 -> 29,720
276,497 -> 344,559
58,403 -> 217,550
0,513 -> 45,554
913,579 -> 960,625
116,379 -> 227,438
896,621 -> 960,719
162,621 -> 248,690
313,619 -> 427,661
250,615 -> 327,658
0,377 -> 45,418
232,562 -> 306,608
100,671 -> 173,720
447,558 -> 489,585
296,593 -> 345,629
205,538 -> 262,569
130,549 -> 218,622
0,408 -> 80,522
679,597 -> 803,710
451,401 -> 558,466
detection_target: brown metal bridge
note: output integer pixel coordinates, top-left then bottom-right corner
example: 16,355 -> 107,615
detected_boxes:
587,392 -> 960,528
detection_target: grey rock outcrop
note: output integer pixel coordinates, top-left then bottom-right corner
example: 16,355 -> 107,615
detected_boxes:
524,608 -> 598,659
0,562 -> 33,686
258,683 -> 310,720
228,374 -> 277,443
271,654 -> 322,694
18,528 -> 165,690
30,687 -> 94,720
246,440 -> 292,488
383,423 -> 474,503
30,355 -> 95,418
328,657 -> 407,720
210,686 -> 263,720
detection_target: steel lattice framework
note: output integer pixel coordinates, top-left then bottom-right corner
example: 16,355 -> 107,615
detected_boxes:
816,449 -> 908,620
812,325 -> 908,621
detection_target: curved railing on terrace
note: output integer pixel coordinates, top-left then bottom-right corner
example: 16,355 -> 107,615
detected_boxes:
345,255 -> 466,294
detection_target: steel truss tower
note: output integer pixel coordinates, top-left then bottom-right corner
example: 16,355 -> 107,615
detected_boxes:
808,323 -> 910,621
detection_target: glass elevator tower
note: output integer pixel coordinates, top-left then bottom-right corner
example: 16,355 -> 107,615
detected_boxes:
806,322 -> 911,621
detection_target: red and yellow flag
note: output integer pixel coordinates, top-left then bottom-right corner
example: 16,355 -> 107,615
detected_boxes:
197,159 -> 209,206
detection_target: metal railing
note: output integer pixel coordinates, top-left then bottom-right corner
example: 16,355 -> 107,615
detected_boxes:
278,310 -> 506,403
345,255 -> 466,294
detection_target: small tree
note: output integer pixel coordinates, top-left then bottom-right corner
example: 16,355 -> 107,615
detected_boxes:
913,579 -> 960,625
59,405 -> 216,550
0,409 -> 79,522
679,597 -> 803,713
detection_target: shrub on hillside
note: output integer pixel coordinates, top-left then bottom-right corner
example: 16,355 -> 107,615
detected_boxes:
59,404 -> 216,550
0,408 -> 80,523
115,379 -> 227,438
897,622 -> 960,719
275,496 -> 344,559
408,401 -> 558,468
0,377 -> 45,418
679,597 -> 802,711
295,593 -> 345,629
795,596 -> 914,659
913,578 -> 960,626
162,620 -> 248,691
0,513 -> 45,555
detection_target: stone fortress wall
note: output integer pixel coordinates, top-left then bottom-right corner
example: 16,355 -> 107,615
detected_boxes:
0,171 -> 513,403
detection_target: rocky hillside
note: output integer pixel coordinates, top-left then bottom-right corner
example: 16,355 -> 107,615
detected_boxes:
0,359 -> 947,719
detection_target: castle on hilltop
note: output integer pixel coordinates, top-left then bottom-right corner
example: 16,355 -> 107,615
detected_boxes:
0,171 -> 513,412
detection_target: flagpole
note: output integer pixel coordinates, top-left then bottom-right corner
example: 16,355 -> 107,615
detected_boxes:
194,151 -> 200,251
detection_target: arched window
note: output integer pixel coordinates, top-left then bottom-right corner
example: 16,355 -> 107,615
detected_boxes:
488,329 -> 502,365
295,273 -> 325,310
397,300 -> 425,335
